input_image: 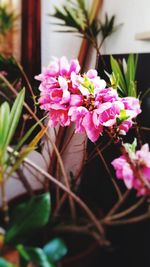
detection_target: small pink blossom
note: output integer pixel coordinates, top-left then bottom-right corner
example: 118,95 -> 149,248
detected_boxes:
118,120 -> 133,135
48,108 -> 70,127
95,88 -> 118,105
96,101 -> 124,127
35,57 -> 80,81
78,70 -> 106,96
121,97 -> 141,118
82,112 -> 103,142
69,106 -> 88,133
112,143 -> 150,196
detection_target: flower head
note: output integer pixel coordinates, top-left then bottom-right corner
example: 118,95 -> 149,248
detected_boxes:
36,57 -> 141,142
112,142 -> 150,196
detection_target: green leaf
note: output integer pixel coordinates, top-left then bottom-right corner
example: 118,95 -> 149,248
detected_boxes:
5,193 -> 51,244
124,54 -> 138,97
7,124 -> 47,178
0,258 -> 14,267
0,102 -> 10,152
44,238 -> 67,262
117,109 -> 130,124
6,146 -> 35,178
0,5 -> 17,36
123,138 -> 137,155
14,116 -> 46,151
17,245 -> 55,267
4,88 -> 25,149
17,244 -> 30,261
110,56 -> 127,95
51,1 -> 86,33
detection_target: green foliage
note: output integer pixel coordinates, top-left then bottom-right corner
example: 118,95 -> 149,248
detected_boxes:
51,1 -> 87,33
0,55 -> 21,104
0,5 -> 17,36
18,245 -> 55,267
116,109 -> 130,125
0,88 -> 25,166
17,238 -> 67,267
43,238 -> 67,262
0,193 -> 67,267
5,193 -> 51,244
0,88 -> 47,182
123,138 -> 137,155
108,54 -> 138,97
51,0 -> 118,46
81,75 -> 94,94
0,258 -> 14,267
100,13 -> 120,40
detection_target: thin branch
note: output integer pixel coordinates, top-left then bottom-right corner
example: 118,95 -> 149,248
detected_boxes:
105,213 -> 150,225
108,196 -> 146,221
105,190 -> 130,218
7,146 -> 105,239
0,74 -> 76,221
95,144 -> 122,200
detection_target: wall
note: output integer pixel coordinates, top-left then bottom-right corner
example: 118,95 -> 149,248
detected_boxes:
100,0 -> 150,55
42,0 -> 150,67
41,0 -> 82,66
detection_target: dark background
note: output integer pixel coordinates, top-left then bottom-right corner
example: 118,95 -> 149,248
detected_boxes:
77,53 -> 150,267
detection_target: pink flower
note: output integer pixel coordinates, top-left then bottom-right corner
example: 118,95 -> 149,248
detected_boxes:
95,88 -> 118,105
69,106 -> 88,133
112,143 -> 150,196
112,156 -> 135,189
36,57 -> 141,142
48,108 -> 70,127
121,97 -> 141,118
36,57 -> 82,127
69,94 -> 83,107
78,70 -> 106,96
35,57 -> 80,81
69,107 -> 103,142
118,120 -> 133,135
82,112 -> 103,142
96,101 -> 124,127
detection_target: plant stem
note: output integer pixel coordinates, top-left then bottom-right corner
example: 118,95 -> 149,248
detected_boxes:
8,146 -> 105,239
107,196 -> 146,221
95,144 -> 122,200
104,213 -> 150,225
105,190 -> 130,218
0,74 -> 77,221
1,179 -> 9,224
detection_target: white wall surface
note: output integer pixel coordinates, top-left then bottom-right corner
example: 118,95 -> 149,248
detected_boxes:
100,0 -> 150,55
41,0 -> 82,66
42,0 -> 150,67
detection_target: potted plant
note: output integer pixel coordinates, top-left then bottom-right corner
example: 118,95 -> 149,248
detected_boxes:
1,0 -> 150,266
0,4 -> 18,56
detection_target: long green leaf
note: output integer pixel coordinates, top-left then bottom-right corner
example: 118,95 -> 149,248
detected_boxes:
4,88 -> 25,149
7,126 -> 47,178
125,54 -> 138,96
0,102 -> 10,151
110,56 -> 127,95
6,147 -> 34,178
15,116 -> 47,151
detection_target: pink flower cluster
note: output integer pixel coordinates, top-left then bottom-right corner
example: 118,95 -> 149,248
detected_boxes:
112,144 -> 150,196
35,57 -> 141,142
